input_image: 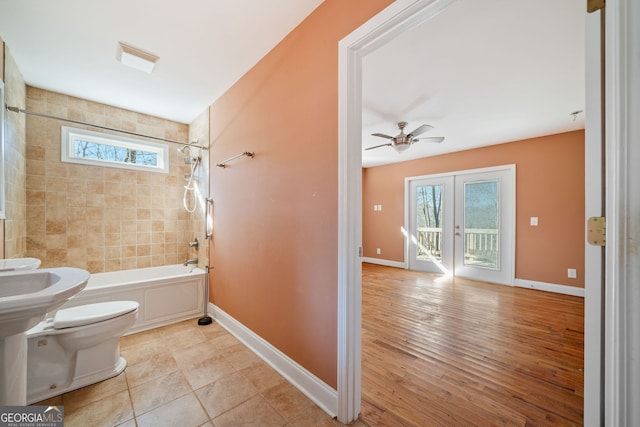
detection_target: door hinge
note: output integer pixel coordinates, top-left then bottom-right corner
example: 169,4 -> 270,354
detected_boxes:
358,246 -> 363,257
587,217 -> 606,246
587,0 -> 605,13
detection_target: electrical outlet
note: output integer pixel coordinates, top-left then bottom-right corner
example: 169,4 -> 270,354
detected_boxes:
530,217 -> 538,226
568,268 -> 577,279
376,248 -> 381,254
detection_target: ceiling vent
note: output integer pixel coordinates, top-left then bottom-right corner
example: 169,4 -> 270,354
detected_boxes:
117,42 -> 159,74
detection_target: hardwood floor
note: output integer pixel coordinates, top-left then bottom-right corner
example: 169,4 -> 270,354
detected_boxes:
360,263 -> 584,427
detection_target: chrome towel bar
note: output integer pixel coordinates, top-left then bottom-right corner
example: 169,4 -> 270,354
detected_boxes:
216,151 -> 254,168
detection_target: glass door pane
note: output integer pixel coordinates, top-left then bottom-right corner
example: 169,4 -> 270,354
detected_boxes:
415,184 -> 443,261
463,180 -> 499,269
408,176 -> 453,275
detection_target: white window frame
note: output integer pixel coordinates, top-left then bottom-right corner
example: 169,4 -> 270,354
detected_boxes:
61,126 -> 169,173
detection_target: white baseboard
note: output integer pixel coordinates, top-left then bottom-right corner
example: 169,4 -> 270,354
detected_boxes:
514,278 -> 585,297
361,257 -> 405,268
359,261 -> 583,298
209,303 -> 338,417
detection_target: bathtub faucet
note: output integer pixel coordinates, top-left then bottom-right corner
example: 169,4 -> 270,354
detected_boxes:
183,258 -> 198,266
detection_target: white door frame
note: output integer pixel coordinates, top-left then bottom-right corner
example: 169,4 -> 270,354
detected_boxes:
338,1 -> 457,421
338,0 -> 638,424
583,7 -> 604,426
603,1 -> 640,425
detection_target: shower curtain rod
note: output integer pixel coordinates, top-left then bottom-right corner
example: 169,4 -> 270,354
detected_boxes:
5,105 -> 209,150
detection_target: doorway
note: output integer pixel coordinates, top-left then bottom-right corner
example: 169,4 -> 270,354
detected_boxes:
407,166 -> 515,285
337,0 -> 603,424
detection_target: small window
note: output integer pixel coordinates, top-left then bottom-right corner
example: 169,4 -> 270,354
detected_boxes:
61,126 -> 169,173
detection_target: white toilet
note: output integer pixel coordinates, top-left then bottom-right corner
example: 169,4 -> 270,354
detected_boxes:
25,300 -> 139,403
0,257 -> 41,271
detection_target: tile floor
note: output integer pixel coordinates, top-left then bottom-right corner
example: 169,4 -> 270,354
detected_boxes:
34,319 -> 369,427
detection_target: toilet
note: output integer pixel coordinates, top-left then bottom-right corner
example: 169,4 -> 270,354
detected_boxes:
0,257 -> 42,271
25,300 -> 139,404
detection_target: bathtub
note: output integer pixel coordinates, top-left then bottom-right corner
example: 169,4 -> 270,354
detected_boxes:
52,264 -> 206,334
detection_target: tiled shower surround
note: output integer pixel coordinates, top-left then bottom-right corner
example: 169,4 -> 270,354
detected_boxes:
3,47 -> 28,258
25,87 -> 199,273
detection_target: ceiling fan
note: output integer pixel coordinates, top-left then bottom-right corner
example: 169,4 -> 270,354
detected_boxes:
365,121 -> 444,153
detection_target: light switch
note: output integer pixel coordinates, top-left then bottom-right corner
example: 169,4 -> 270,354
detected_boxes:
530,217 -> 538,226
378,204 -> 382,211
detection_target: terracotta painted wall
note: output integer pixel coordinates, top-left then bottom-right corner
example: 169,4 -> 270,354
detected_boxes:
363,130 -> 585,288
208,0 -> 393,388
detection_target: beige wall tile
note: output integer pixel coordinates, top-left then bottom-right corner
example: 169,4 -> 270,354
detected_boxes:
18,87 -> 203,272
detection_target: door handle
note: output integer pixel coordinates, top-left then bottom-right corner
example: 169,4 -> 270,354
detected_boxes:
455,232 -> 461,236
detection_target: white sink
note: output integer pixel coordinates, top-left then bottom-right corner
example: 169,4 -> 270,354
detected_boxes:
0,267 -> 89,405
0,268 -> 90,338
0,258 -> 41,272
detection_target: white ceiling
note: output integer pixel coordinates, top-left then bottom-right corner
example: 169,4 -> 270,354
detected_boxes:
362,0 -> 585,167
0,0 -> 324,124
1,0 -> 584,167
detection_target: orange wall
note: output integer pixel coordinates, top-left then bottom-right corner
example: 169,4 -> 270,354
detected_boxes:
363,130 -> 585,288
208,0 -> 393,388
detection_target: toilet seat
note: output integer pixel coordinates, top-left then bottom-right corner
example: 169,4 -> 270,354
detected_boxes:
53,301 -> 139,329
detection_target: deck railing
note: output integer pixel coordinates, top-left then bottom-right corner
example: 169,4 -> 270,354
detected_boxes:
416,227 -> 498,262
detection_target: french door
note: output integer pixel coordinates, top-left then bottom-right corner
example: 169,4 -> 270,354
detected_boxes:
407,166 -> 515,285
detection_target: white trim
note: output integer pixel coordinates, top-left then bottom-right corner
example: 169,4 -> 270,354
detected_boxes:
361,257 -> 405,269
514,279 -> 585,298
583,8 -> 604,426
605,0 -> 640,425
405,164 -> 517,181
338,1 -> 456,422
209,304 -> 338,418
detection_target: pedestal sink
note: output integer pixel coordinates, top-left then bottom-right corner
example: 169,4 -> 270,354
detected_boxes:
0,267 -> 90,405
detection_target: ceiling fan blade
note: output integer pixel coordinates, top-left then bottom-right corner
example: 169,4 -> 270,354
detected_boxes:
365,143 -> 393,151
371,133 -> 394,139
414,137 -> 445,144
407,124 -> 433,137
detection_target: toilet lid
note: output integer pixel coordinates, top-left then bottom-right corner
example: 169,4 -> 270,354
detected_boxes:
53,301 -> 139,329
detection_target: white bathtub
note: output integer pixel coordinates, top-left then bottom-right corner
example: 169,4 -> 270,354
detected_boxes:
53,264 -> 206,334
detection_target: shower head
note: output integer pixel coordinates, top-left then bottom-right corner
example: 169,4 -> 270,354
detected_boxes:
177,145 -> 192,155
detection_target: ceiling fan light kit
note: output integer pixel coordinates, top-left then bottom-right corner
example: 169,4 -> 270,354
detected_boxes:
366,121 -> 444,153
393,143 -> 412,153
